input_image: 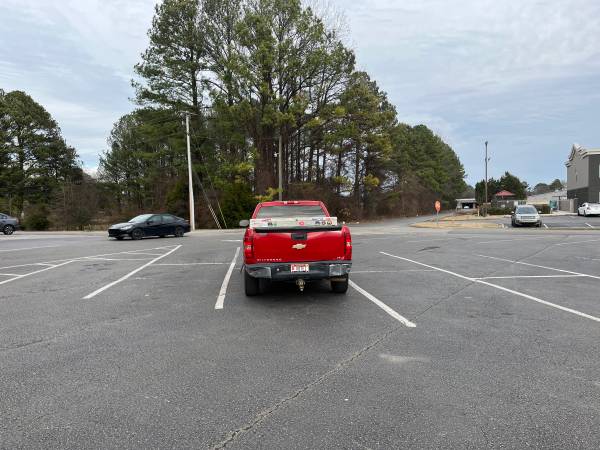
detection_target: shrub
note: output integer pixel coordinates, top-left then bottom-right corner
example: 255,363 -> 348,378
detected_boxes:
23,204 -> 51,230
485,207 -> 511,216
533,204 -> 551,214
219,182 -> 256,227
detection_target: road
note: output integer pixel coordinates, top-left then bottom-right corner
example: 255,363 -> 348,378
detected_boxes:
488,213 -> 600,229
1,224 -> 600,449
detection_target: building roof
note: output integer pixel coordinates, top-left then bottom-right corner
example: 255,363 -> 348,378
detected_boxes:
494,190 -> 515,197
565,144 -> 600,167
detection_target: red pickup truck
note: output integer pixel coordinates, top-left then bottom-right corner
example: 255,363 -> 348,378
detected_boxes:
240,200 -> 352,296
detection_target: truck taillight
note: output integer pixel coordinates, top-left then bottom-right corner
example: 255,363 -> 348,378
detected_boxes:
244,229 -> 254,259
343,227 -> 352,260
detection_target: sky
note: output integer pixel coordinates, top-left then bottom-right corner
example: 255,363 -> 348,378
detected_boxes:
1,0 -> 599,186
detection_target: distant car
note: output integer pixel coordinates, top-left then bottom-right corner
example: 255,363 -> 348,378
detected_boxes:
0,213 -> 19,235
511,205 -> 542,227
108,214 -> 190,240
577,202 -> 600,217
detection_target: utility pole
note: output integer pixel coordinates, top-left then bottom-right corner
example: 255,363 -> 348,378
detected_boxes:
484,140 -> 489,216
185,112 -> 196,231
278,133 -> 283,201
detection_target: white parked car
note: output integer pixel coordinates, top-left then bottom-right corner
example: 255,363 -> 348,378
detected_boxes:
577,202 -> 600,217
511,205 -> 542,227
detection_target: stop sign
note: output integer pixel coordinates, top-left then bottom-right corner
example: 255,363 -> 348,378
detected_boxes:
435,201 -> 441,212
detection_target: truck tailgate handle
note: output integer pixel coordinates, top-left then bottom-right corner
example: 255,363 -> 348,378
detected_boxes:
291,232 -> 307,240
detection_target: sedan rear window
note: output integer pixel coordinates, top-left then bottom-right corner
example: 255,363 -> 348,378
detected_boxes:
256,205 -> 326,218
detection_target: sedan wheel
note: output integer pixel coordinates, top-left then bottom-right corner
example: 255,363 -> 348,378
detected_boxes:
3,225 -> 14,235
174,226 -> 184,237
131,228 -> 144,240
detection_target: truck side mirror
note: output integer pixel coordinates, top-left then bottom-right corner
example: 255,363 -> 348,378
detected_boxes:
239,219 -> 249,228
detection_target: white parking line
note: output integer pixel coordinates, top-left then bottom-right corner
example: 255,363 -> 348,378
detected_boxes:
352,269 -> 435,274
543,224 -> 549,229
215,247 -> 241,310
156,262 -> 227,266
476,254 -> 600,280
476,237 -> 550,244
82,245 -> 181,299
381,252 -> 600,324
122,251 -> 164,256
0,245 -> 59,253
474,274 -> 585,280
585,223 -> 594,228
0,273 -> 20,277
0,246 -> 179,271
349,280 -> 416,327
0,260 -> 75,286
555,238 -> 600,246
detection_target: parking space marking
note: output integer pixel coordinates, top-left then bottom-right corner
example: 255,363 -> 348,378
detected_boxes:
352,269 -> 435,274
476,237 -> 550,244
83,257 -> 150,261
0,260 -> 75,286
155,262 -> 228,266
585,223 -> 594,229
473,275 -> 585,280
476,254 -> 600,280
0,244 -> 60,253
122,251 -> 165,256
381,252 -> 600,324
82,245 -> 182,299
349,280 -> 416,327
555,238 -> 600,246
215,247 -> 241,310
543,224 -> 548,229
0,245 -> 180,271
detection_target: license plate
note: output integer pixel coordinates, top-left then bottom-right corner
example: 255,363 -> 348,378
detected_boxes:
291,264 -> 309,273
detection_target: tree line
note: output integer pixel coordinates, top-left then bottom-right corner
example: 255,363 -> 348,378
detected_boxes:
2,0 -> 468,230
99,0 -> 467,227
475,172 -> 564,203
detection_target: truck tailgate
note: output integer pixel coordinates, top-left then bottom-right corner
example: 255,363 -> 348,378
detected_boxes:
252,228 -> 346,263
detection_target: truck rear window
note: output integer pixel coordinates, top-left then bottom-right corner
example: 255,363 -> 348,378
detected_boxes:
256,205 -> 326,218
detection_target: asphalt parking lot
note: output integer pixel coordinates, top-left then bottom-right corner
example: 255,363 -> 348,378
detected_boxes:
494,213 -> 600,229
1,224 -> 600,449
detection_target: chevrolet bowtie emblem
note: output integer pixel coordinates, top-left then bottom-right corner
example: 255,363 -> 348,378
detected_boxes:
292,243 -> 306,250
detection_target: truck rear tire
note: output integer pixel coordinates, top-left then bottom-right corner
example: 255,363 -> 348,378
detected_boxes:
244,270 -> 259,296
331,276 -> 349,294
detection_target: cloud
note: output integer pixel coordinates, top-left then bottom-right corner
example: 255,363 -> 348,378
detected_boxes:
0,0 -> 156,167
329,0 -> 600,184
1,0 -> 599,185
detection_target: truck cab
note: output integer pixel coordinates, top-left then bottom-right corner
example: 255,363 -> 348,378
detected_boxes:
240,200 -> 352,295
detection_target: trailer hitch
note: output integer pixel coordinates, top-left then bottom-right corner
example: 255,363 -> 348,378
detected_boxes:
296,278 -> 306,292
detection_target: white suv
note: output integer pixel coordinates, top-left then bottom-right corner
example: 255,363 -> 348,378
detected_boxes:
511,205 -> 542,227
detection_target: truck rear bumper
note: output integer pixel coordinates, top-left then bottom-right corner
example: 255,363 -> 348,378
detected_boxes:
245,261 -> 352,281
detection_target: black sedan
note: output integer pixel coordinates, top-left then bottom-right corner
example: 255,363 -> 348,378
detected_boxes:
108,214 -> 190,240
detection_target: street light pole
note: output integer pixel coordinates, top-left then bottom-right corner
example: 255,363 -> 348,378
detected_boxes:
278,133 -> 283,201
185,112 -> 196,231
484,140 -> 489,216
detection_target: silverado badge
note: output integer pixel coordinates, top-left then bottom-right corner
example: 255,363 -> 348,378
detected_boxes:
292,243 -> 306,250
